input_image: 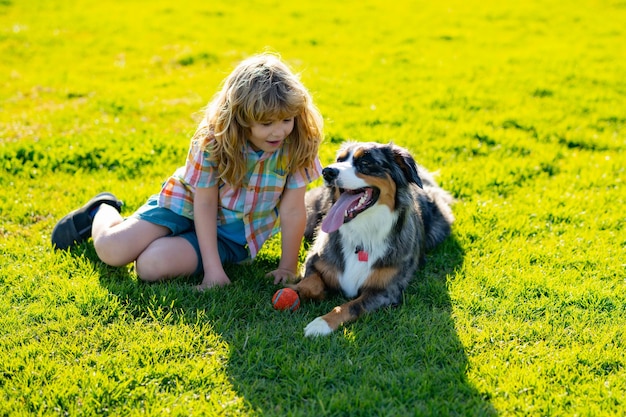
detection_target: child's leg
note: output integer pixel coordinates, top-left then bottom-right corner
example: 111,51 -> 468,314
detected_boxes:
94,203 -> 200,281
52,193 -> 200,281
91,204 -> 171,267
134,236 -> 199,281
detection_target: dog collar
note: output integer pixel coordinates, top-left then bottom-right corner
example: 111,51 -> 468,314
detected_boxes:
355,245 -> 369,262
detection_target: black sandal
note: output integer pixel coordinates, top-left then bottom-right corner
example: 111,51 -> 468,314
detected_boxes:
51,192 -> 123,250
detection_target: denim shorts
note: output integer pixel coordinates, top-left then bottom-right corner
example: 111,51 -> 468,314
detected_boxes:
132,195 -> 249,275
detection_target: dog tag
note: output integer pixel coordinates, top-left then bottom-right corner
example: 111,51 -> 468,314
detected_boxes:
357,250 -> 369,262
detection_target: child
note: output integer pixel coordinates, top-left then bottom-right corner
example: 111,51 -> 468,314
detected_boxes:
52,53 -> 324,290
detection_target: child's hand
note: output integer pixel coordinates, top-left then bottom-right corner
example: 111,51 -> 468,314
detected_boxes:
195,271 -> 231,291
266,268 -> 297,285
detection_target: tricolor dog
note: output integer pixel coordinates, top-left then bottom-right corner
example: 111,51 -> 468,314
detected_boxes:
290,142 -> 455,337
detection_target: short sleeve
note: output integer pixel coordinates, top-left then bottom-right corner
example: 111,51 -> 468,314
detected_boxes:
286,157 -> 323,189
183,139 -> 218,189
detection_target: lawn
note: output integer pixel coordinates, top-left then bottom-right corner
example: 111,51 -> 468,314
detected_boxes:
1,0 -> 625,415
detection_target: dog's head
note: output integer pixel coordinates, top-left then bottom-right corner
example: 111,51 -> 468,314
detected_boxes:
320,142 -> 423,233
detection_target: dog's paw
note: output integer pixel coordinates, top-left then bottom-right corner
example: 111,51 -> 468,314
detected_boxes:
304,317 -> 333,337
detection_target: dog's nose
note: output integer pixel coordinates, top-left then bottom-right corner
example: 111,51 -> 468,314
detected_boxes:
322,167 -> 339,183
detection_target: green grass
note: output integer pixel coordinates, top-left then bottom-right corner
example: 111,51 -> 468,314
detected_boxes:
1,0 -> 625,415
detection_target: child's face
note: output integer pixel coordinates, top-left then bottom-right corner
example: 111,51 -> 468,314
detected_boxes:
249,118 -> 295,153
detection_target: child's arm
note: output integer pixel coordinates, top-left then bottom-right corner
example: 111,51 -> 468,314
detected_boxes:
268,185 -> 307,285
194,185 -> 231,290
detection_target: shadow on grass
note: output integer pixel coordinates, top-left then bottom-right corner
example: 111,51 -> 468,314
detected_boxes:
77,235 -> 495,416
224,236 -> 497,416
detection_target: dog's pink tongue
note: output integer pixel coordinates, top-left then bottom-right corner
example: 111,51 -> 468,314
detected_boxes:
321,192 -> 363,234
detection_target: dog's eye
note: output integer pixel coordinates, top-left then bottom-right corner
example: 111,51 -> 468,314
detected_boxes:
358,154 -> 375,168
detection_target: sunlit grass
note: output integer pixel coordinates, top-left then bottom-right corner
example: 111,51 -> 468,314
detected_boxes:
1,0 -> 625,415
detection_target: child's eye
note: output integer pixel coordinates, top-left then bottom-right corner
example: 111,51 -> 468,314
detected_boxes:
261,121 -> 273,126
283,118 -> 293,123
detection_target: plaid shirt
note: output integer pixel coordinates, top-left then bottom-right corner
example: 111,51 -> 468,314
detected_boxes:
158,138 -> 322,258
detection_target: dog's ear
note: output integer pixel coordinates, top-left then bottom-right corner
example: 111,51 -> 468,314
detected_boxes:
392,146 -> 423,188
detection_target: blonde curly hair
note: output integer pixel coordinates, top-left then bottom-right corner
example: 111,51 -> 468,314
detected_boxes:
195,53 -> 324,187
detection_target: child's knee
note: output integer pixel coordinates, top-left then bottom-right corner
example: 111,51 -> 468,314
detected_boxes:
135,239 -> 199,282
135,252 -> 164,282
135,248 -> 177,282
93,235 -> 130,267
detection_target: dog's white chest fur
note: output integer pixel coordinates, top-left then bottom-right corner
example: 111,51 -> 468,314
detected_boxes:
337,204 -> 396,297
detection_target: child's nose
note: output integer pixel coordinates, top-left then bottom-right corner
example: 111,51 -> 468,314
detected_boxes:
275,125 -> 289,137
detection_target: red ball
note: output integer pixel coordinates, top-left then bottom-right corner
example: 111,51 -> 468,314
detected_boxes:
272,288 -> 300,311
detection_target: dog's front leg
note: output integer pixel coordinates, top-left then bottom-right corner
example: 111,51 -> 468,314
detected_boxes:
305,286 -> 396,337
290,272 -> 326,301
304,296 -> 368,337
304,284 -> 402,337
290,258 -> 340,301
